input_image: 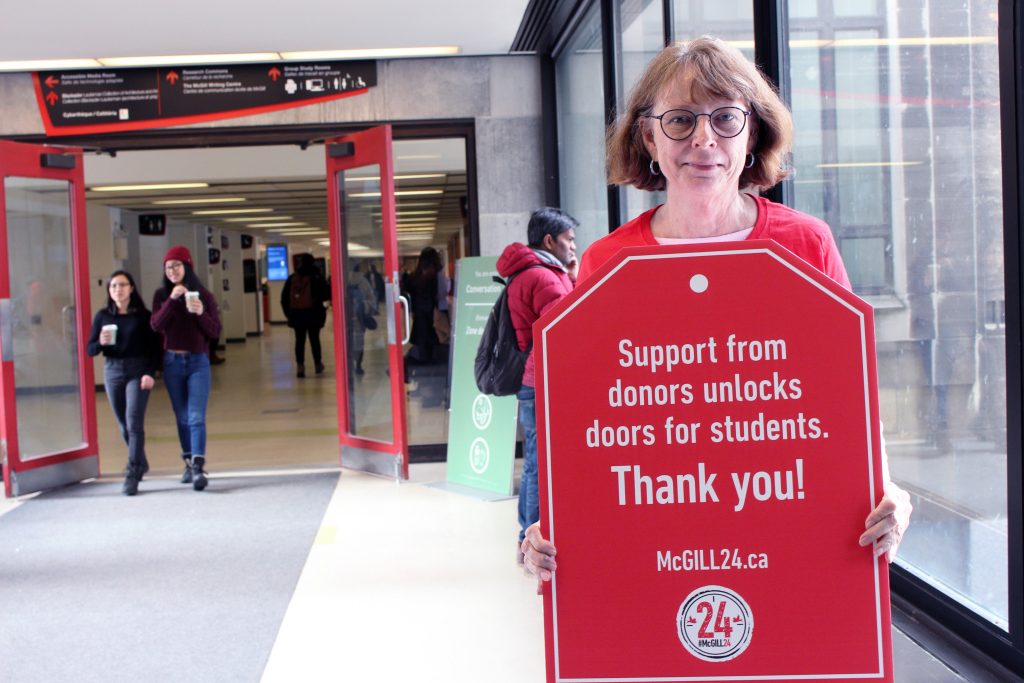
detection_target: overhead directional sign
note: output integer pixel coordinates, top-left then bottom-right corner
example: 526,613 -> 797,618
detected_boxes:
33,61 -> 376,135
535,241 -> 892,683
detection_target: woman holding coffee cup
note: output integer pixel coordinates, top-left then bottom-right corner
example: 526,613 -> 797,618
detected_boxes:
151,245 -> 222,491
87,270 -> 162,496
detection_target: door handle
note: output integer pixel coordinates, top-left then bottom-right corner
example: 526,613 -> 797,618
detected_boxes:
0,299 -> 11,362
398,295 -> 411,345
62,305 -> 76,346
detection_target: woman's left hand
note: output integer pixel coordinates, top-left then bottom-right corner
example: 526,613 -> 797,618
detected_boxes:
859,481 -> 912,562
140,374 -> 155,390
187,298 -> 204,316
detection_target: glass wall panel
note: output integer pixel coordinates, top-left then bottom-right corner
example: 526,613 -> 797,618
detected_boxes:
673,1 -> 754,55
788,1 -> 1007,627
4,177 -> 86,459
619,0 -> 666,222
556,4 -> 608,254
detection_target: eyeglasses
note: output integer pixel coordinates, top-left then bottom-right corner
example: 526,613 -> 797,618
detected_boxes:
645,107 -> 750,141
164,261 -> 184,271
109,282 -> 132,289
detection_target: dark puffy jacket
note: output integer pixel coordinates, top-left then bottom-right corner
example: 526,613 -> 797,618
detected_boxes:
495,242 -> 574,387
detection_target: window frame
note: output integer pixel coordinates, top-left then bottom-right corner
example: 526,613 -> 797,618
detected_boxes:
534,0 -> 1024,671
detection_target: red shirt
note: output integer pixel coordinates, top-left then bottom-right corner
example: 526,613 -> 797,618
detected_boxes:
578,195 -> 851,290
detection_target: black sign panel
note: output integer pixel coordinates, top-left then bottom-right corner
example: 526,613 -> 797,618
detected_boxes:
35,61 -> 376,134
139,214 -> 166,236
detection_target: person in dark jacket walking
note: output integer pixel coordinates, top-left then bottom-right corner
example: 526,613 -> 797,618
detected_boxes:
495,207 -> 578,560
151,245 -> 222,491
86,270 -> 162,496
281,253 -> 330,378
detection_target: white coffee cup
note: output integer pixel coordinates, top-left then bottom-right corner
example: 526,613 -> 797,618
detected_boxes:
101,324 -> 118,345
185,291 -> 200,311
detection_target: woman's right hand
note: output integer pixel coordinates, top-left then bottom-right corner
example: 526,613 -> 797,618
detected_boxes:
99,330 -> 113,346
170,285 -> 189,300
521,522 -> 557,594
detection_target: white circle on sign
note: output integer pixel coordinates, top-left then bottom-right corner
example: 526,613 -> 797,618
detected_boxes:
676,585 -> 754,662
690,274 -> 709,293
469,437 -> 490,474
472,394 -> 493,430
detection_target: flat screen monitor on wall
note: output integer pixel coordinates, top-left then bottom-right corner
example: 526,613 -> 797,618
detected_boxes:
267,245 -> 289,281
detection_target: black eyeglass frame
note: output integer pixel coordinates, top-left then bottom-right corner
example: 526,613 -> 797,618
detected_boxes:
644,107 -> 752,141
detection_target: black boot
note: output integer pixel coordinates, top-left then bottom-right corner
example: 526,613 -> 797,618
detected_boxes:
180,455 -> 193,484
122,465 -> 141,496
138,456 -> 150,482
191,456 -> 208,491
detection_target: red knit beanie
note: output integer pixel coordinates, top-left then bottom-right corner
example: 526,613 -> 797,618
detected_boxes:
164,245 -> 193,268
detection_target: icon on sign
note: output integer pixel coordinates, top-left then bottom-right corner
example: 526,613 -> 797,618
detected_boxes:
472,394 -> 493,430
305,79 -> 325,92
284,79 -> 298,95
676,585 -> 754,662
118,109 -> 129,120
469,437 -> 490,475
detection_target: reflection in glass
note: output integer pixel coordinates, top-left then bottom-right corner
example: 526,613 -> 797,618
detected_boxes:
337,166 -> 394,443
4,177 -> 85,459
788,1 -> 1007,627
556,3 -> 607,254
620,0 -> 666,222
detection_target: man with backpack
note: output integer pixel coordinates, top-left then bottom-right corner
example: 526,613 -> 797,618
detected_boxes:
496,207 -> 578,562
281,253 -> 331,378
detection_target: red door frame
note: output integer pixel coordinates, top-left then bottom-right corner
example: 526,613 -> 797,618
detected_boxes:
325,125 -> 409,480
0,140 -> 98,497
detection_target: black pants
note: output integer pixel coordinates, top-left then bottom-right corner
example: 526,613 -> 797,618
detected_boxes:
103,357 -> 151,471
294,323 -> 322,366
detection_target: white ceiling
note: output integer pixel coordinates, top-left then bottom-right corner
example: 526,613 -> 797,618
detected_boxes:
0,0 -> 532,62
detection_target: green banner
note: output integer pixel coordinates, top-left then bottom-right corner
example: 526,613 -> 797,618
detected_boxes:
445,257 -> 519,495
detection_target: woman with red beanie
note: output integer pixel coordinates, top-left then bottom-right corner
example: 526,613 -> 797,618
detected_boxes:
150,245 -> 222,491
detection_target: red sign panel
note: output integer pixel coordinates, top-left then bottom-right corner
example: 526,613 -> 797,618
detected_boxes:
535,241 -> 892,682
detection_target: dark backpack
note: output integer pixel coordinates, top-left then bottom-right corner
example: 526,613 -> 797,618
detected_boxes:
290,275 -> 313,310
474,266 -> 540,396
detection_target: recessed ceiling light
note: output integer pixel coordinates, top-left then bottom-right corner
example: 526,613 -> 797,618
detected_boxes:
268,229 -> 327,235
0,58 -> 102,72
246,222 -> 308,228
348,190 -> 444,198
153,197 -> 246,205
224,216 -> 294,222
345,173 -> 446,183
193,208 -> 273,215
91,182 -> 209,192
281,46 -> 459,60
99,53 -> 282,67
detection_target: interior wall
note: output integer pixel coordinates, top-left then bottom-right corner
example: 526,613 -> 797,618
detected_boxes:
85,203 -> 116,386
0,55 -> 546,256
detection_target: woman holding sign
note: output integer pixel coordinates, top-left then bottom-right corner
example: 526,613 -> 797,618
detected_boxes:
522,36 -> 911,584
87,270 -> 161,496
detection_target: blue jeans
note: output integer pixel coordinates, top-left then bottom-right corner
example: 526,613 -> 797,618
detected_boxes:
163,351 -> 211,458
517,385 -> 538,542
103,357 -> 151,472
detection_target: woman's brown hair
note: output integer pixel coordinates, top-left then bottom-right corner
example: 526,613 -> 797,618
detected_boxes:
606,36 -> 793,192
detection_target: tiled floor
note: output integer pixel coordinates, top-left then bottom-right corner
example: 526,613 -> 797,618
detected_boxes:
2,323 -> 1013,681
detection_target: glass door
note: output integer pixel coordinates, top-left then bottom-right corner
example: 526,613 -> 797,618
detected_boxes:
0,140 -> 98,497
326,125 -> 409,480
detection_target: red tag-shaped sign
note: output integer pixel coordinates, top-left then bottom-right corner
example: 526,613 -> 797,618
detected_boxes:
535,241 -> 892,682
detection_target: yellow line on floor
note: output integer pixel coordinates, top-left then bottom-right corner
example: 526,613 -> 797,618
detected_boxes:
314,525 -> 337,545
